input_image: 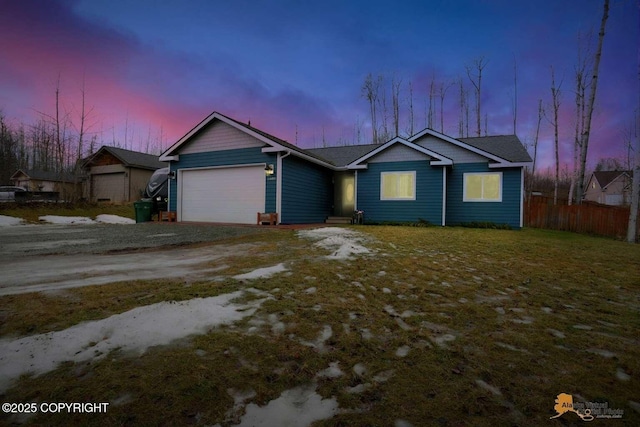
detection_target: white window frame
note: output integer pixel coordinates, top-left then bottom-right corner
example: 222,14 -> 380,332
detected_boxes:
380,171 -> 416,201
463,172 -> 503,202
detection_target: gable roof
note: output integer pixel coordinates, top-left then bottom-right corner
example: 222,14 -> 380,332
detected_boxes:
306,144 -> 382,167
345,137 -> 453,168
592,170 -> 633,189
459,135 -> 533,163
84,146 -> 165,170
160,111 -> 334,168
10,169 -> 75,183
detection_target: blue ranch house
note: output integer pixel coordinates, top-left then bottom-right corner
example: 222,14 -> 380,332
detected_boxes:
159,112 -> 532,228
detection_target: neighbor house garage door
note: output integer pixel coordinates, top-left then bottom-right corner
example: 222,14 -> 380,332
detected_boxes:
92,173 -> 126,202
179,166 -> 265,224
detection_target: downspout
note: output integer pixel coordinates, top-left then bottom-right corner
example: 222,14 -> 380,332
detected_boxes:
354,170 -> 358,211
442,167 -> 447,226
276,151 -> 291,224
520,167 -> 525,228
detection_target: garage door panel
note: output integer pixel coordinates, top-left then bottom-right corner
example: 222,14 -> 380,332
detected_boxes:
180,166 -> 265,224
92,173 -> 126,202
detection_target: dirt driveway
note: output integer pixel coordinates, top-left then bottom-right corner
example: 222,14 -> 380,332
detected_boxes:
0,223 -> 270,296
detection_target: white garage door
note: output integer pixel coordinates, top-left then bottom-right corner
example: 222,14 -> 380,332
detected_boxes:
180,166 -> 265,224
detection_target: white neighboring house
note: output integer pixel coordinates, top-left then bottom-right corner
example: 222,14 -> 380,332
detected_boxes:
583,170 -> 634,206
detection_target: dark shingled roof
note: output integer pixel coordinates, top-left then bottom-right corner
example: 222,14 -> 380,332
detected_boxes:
84,146 -> 166,170
306,144 -> 382,167
11,169 -> 75,182
459,135 -> 532,163
593,170 -> 633,188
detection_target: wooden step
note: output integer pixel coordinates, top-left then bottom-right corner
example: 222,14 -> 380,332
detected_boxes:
325,216 -> 352,224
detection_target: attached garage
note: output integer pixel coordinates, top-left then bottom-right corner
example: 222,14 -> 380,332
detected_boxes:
178,165 -> 266,224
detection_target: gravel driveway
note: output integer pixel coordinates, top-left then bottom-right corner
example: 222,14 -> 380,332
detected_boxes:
0,223 -> 274,296
0,222 -> 271,256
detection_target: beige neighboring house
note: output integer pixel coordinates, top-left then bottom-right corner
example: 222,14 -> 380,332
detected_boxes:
10,169 -> 77,197
82,146 -> 166,202
583,170 -> 634,206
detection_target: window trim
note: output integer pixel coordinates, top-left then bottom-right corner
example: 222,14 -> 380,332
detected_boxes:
380,171 -> 416,201
463,172 -> 503,202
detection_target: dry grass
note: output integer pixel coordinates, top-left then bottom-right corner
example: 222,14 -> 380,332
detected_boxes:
1,226 -> 638,426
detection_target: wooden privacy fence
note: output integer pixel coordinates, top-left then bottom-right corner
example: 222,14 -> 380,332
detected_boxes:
525,199 -> 639,240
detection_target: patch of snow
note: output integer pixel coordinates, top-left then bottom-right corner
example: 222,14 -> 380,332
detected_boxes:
95,214 -> 135,224
616,368 -> 631,381
236,385 -> 338,427
395,420 -> 415,427
382,287 -> 392,294
475,379 -> 502,396
297,227 -> 371,260
39,215 -> 96,225
360,329 -> 372,340
300,325 -> 333,353
0,290 -> 266,393
547,329 -> 566,339
586,348 -> 616,358
396,345 -> 410,357
233,263 -> 287,280
495,342 -> 530,353
304,287 -> 317,294
316,362 -> 344,379
0,215 -> 23,226
373,370 -> 395,383
353,363 -> 367,376
345,383 -> 371,394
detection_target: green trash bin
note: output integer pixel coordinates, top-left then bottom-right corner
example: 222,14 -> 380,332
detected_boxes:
134,199 -> 153,223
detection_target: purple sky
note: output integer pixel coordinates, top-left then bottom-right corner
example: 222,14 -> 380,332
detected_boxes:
0,0 -> 637,170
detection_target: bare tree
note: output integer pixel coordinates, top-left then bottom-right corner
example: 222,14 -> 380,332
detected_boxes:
512,56 -> 518,135
362,73 -> 380,144
439,81 -> 453,134
391,75 -> 402,137
407,82 -> 415,136
466,57 -> 488,137
569,30 -> 593,205
532,99 -> 544,176
576,0 -> 610,204
549,66 -> 562,205
457,77 -> 469,138
428,75 -> 435,129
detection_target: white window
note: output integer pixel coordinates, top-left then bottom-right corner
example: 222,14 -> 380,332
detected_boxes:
463,172 -> 502,202
380,171 -> 416,200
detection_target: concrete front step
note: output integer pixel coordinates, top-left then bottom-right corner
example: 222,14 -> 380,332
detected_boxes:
325,216 -> 351,224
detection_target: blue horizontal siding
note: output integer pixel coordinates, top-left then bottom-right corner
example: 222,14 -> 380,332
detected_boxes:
357,161 -> 443,224
168,148 -> 276,213
281,156 -> 332,223
446,163 -> 522,228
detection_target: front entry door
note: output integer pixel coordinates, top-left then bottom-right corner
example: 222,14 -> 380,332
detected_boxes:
333,172 -> 355,216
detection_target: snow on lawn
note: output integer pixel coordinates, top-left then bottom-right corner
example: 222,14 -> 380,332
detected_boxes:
38,215 -> 135,225
95,214 -> 135,224
233,385 -> 338,427
0,215 -> 23,226
0,289 -> 270,393
298,227 -> 372,260
39,215 -> 96,224
233,263 -> 288,280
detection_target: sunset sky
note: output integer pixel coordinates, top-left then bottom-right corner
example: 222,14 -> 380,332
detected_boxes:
0,0 -> 637,170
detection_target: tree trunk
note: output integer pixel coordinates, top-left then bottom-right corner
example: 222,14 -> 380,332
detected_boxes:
576,0 -> 609,204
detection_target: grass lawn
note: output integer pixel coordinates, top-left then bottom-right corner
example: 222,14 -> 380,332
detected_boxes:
1,226 -> 638,426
